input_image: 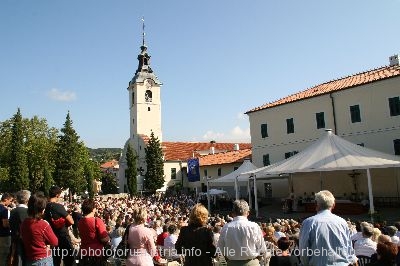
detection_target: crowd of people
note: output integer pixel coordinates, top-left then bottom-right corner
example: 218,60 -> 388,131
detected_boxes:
0,187 -> 400,266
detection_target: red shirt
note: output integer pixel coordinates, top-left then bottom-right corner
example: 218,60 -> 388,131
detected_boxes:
78,217 -> 108,256
156,232 -> 169,246
21,218 -> 58,261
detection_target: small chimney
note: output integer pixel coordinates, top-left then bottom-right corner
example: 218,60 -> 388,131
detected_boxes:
233,144 -> 240,151
389,54 -> 399,67
210,146 -> 215,154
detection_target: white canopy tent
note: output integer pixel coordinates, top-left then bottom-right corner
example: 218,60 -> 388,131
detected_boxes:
199,188 -> 229,196
210,159 -> 259,202
245,130 -> 400,218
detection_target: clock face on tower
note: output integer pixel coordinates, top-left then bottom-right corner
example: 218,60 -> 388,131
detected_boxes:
145,79 -> 154,89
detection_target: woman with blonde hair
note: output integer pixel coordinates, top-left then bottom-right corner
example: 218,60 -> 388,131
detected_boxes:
175,203 -> 216,266
126,206 -> 157,266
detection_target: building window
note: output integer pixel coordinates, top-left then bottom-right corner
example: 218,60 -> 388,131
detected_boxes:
148,107 -> 151,111
389,96 -> 400,116
285,151 -> 298,159
145,90 -> 153,102
217,168 -> 222,176
132,119 -> 134,125
261,123 -> 268,138
316,112 -> 325,129
204,169 -> 208,177
286,118 -> 294,134
132,92 -> 135,105
171,168 -> 177,180
350,105 -> 361,123
394,139 -> 400,155
263,154 -> 270,166
234,166 -> 238,171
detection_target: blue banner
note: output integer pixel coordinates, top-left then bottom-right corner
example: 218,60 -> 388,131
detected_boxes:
187,158 -> 200,182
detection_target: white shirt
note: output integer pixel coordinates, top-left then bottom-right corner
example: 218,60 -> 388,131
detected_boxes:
351,231 -> 363,242
164,234 -> 179,258
354,237 -> 377,257
218,216 -> 266,260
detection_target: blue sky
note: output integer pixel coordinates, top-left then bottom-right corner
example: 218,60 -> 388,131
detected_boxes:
1,0 -> 399,148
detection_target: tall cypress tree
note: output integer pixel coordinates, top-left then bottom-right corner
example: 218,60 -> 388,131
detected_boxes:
54,112 -> 86,194
126,143 -> 137,196
9,108 -> 29,192
144,131 -> 165,192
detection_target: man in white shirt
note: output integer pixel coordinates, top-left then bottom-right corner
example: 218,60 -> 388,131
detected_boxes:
218,200 -> 266,266
164,224 -> 179,260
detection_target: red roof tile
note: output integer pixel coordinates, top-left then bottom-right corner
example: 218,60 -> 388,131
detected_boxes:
162,142 -> 252,161
100,159 -> 119,169
246,64 -> 400,114
199,149 -> 252,166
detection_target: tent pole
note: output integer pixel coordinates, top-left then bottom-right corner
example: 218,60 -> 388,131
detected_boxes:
207,178 -> 211,213
367,168 -> 374,222
235,177 -> 239,200
254,174 -> 259,218
248,177 -> 252,209
320,171 -> 322,190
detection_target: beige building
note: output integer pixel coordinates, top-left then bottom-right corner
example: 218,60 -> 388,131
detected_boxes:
246,55 -> 400,200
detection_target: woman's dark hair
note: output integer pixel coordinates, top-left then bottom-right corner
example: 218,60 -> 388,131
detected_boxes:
81,198 -> 95,216
277,236 -> 291,251
27,194 -> 47,220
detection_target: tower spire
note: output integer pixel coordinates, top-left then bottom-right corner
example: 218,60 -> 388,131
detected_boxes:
141,16 -> 146,47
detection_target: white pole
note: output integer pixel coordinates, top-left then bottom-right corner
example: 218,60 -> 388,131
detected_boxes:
367,168 -> 374,222
235,176 -> 239,200
248,177 -> 252,209
207,179 -> 211,212
254,174 -> 259,218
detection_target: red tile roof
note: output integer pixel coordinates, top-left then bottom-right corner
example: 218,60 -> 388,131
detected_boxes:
162,142 -> 252,161
246,64 -> 400,114
100,159 -> 119,169
199,149 -> 252,166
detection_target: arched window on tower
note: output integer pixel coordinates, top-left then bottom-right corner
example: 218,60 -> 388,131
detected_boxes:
132,92 -> 135,105
145,90 -> 152,102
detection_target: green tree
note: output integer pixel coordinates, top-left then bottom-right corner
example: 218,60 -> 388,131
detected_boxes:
25,116 -> 58,192
126,143 -> 137,196
0,119 -> 13,191
9,108 -> 29,192
101,171 -> 118,194
144,131 -> 164,192
54,112 -> 86,194
84,159 -> 101,199
42,165 -> 53,196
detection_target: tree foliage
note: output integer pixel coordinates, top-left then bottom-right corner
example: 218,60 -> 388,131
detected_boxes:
0,110 -> 58,193
101,171 -> 118,194
84,160 -> 102,198
25,116 -> 58,192
9,108 -> 29,192
144,131 -> 165,192
54,112 -> 87,194
125,143 -> 137,196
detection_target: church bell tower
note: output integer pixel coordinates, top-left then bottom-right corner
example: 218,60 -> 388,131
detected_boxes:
127,20 -> 163,152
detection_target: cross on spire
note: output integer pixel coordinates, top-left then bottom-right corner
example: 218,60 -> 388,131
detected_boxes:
141,17 -> 146,46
